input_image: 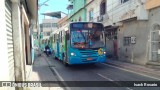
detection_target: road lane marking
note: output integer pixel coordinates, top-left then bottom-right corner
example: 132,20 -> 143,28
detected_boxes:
97,73 -> 133,90
52,68 -> 65,81
52,68 -> 71,90
126,87 -> 133,90
97,73 -> 113,81
101,63 -> 160,81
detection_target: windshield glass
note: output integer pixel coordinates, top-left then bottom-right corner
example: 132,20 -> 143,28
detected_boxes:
71,29 -> 104,49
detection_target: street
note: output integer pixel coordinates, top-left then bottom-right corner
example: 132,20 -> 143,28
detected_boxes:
1,1 -> 160,90
40,54 -> 160,90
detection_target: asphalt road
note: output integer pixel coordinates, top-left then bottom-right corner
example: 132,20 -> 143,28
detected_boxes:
46,56 -> 160,90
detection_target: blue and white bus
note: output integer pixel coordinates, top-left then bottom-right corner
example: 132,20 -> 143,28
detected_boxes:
51,22 -> 106,66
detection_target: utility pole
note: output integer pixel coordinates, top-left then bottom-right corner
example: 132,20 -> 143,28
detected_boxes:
38,0 -> 50,56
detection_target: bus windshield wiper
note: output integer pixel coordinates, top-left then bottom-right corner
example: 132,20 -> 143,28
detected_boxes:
79,30 -> 86,44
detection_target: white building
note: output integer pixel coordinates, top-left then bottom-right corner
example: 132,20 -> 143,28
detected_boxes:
86,0 -> 160,65
0,0 -> 38,90
42,18 -> 60,40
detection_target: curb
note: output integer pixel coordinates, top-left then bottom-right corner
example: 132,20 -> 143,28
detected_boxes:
106,61 -> 160,79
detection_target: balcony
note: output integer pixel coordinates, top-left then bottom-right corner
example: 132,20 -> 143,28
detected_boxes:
97,14 -> 109,22
104,0 -> 148,26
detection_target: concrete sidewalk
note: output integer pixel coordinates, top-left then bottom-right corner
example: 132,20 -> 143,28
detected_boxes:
28,53 -> 64,90
106,59 -> 160,79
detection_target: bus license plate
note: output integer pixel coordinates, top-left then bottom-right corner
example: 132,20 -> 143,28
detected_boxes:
87,58 -> 93,60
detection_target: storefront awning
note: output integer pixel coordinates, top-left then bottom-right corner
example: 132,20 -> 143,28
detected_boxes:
104,26 -> 118,30
41,11 -> 62,18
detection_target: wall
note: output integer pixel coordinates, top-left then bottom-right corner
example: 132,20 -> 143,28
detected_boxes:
42,19 -> 59,39
105,40 -> 114,57
118,19 -> 149,65
58,16 -> 68,28
69,0 -> 86,22
148,6 -> 160,62
70,9 -> 86,21
69,0 -> 86,17
86,0 -> 105,22
118,6 -> 160,65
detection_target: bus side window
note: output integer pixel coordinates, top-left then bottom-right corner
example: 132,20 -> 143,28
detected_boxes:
61,31 -> 63,42
60,31 -> 62,43
54,34 -> 55,43
102,31 -> 104,39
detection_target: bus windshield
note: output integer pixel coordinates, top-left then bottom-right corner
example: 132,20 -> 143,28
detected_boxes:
71,29 -> 105,49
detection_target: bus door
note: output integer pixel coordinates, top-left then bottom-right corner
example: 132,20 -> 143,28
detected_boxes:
65,31 -> 69,62
56,40 -> 60,58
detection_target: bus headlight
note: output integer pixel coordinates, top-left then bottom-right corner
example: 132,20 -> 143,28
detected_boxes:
71,53 -> 75,56
103,51 -> 106,55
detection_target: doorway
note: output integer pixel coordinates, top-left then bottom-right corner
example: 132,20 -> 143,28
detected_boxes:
105,27 -> 118,58
150,24 -> 160,62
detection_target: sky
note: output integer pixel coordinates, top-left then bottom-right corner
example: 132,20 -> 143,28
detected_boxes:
38,0 -> 69,23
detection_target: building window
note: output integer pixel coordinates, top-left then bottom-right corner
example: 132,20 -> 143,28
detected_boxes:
41,29 -> 43,32
124,37 -> 131,46
40,24 -> 43,32
43,32 -> 45,36
79,17 -> 82,21
52,23 -> 58,27
47,32 -> 50,36
105,30 -> 117,40
89,9 -> 94,21
121,0 -> 129,3
43,23 -> 52,28
100,0 -> 106,15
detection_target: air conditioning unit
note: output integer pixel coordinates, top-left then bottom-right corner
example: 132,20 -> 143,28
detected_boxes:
100,15 -> 104,21
97,15 -> 103,22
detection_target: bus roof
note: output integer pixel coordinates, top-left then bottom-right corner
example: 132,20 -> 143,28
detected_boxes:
69,21 -> 103,24
50,24 -> 69,36
50,22 -> 103,37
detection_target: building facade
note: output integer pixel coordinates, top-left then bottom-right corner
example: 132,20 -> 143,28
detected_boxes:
58,16 -> 68,28
42,18 -> 59,40
0,0 -> 38,90
39,18 -> 59,51
67,0 -> 87,22
102,0 -> 159,65
145,0 -> 160,64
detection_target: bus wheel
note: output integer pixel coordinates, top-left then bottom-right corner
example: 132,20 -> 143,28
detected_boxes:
63,56 -> 68,66
54,56 -> 58,60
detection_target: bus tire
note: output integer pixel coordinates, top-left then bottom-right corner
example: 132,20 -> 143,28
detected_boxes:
53,53 -> 56,59
63,56 -> 68,66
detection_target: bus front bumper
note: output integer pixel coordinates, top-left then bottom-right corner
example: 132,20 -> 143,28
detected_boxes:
68,55 -> 106,65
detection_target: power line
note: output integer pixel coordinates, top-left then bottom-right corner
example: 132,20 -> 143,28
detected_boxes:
38,0 -> 50,9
